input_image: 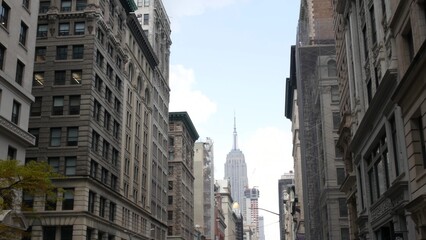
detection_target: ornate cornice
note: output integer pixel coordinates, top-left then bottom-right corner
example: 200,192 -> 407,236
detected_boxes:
0,115 -> 35,147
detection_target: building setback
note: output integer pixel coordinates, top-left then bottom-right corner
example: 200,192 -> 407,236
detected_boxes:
25,0 -> 171,239
194,139 -> 215,240
167,112 -> 199,240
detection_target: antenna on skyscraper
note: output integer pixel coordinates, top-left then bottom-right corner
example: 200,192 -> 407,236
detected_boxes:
233,111 -> 238,150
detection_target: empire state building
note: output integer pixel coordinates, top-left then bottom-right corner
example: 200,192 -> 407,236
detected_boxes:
224,117 -> 248,210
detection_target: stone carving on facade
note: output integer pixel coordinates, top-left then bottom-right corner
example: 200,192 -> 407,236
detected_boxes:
370,198 -> 393,222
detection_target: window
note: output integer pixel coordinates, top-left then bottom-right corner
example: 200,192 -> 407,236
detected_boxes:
404,27 -> 414,61
22,191 -> 34,210
333,112 -> 341,129
48,157 -> 59,172
74,22 -> 85,35
415,116 -> 426,168
15,60 -> 25,85
69,95 -> 80,115
72,45 -> 84,59
90,160 -> 98,178
95,75 -> 103,92
112,148 -> 118,166
107,43 -> 114,56
28,128 -> 39,147
93,100 -> 101,121
143,14 -> 149,25
88,191 -> 96,213
39,1 -> 49,13
99,196 -> 106,217
101,167 -> 108,184
56,46 -> 68,60
168,181 -> 173,190
71,70 -> 82,84
104,111 -> 111,130
341,228 -> 350,240
115,56 -> 122,69
86,228 -> 93,240
168,196 -> 173,205
50,128 -> 61,146
65,157 -> 76,175
0,44 -> 5,70
43,227 -> 56,240
106,64 -> 113,79
115,76 -> 122,91
52,96 -> 64,115
23,0 -> 30,9
114,97 -> 120,112
45,191 -> 57,210
144,0 -> 150,7
102,140 -> 110,159
61,226 -> 73,240
54,70 -> 66,85
96,29 -> 104,43
67,127 -> 78,146
370,5 -> 377,45
61,0 -> 71,11
0,2 -> 10,29
109,202 -> 116,221
113,120 -> 119,138
59,22 -> 70,36
327,60 -> 337,77
19,22 -> 28,46
76,0 -> 87,10
91,130 -> 99,152
111,174 -> 117,190
36,24 -> 48,38
35,47 -> 46,62
62,189 -> 74,210
11,101 -> 21,124
337,168 -> 345,185
338,198 -> 348,217
105,87 -> 112,102
96,50 -> 104,68
7,146 -> 16,160
33,72 -> 45,86
168,211 -> 173,220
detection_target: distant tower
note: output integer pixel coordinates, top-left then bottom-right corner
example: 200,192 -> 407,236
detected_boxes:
224,116 -> 248,211
258,216 -> 265,240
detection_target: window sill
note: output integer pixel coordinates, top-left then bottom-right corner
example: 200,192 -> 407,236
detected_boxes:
0,24 -> 9,34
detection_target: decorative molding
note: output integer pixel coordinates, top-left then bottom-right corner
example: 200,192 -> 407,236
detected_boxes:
0,115 -> 35,146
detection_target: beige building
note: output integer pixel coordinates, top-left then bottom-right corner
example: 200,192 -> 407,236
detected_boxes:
0,0 -> 37,162
24,0 -> 170,239
194,139 -> 215,240
216,179 -> 237,240
168,112 -> 199,240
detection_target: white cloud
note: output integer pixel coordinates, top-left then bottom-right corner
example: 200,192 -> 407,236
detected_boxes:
169,64 -> 217,125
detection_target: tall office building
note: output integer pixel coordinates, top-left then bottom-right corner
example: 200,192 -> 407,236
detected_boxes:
224,117 -> 248,213
24,0 -> 171,239
134,0 -> 172,232
0,0 -> 37,162
194,138 -> 215,240
258,216 -> 265,240
285,0 -> 349,239
168,112 -> 199,240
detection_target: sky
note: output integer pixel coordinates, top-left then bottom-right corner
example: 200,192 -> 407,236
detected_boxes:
161,1 -> 300,239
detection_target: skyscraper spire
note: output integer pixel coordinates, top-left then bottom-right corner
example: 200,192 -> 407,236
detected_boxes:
233,113 -> 238,150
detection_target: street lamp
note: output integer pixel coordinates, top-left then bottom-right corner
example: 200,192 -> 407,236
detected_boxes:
249,207 -> 280,216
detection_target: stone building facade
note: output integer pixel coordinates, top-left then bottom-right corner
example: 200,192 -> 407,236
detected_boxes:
167,112 -> 199,240
24,0 -> 170,239
0,0 -> 37,162
332,0 -> 425,239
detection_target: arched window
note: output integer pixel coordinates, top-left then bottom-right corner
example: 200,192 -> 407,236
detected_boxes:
327,60 -> 337,77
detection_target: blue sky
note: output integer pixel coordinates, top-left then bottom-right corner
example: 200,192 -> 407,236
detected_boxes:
162,0 -> 300,238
